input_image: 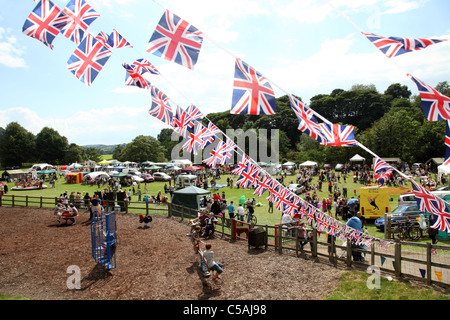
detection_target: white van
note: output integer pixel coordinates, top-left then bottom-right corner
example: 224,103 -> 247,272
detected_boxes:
398,190 -> 450,207
175,174 -> 197,189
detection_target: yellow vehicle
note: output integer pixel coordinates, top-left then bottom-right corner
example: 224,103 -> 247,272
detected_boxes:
360,186 -> 391,220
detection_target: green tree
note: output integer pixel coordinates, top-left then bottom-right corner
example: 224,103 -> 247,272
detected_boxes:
119,135 -> 167,162
64,143 -> 84,164
0,122 -> 35,167
358,109 -> 421,164
35,127 -> 68,164
157,128 -> 181,160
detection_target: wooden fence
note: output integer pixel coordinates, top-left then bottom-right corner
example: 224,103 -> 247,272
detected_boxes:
2,194 -> 450,287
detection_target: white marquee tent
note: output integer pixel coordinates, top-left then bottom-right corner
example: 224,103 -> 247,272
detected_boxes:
299,160 -> 318,167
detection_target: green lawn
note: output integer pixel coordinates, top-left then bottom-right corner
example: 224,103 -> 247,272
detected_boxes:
326,271 -> 450,300
2,168 -> 450,300
2,168 -> 449,244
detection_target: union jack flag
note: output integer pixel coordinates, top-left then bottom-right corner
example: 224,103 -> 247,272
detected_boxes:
172,105 -> 195,137
123,58 -> 158,90
374,157 -> 393,174
203,139 -> 235,168
409,74 -> 450,121
362,31 -> 446,58
95,31 -> 110,47
284,196 -> 300,217
67,33 -> 112,86
444,121 -> 450,166
203,141 -> 226,169
328,219 -> 340,237
410,178 -> 450,232
123,63 -> 151,89
319,123 -> 357,147
289,95 -> 326,144
221,139 -> 237,165
203,139 -> 236,168
236,162 -> 260,189
266,182 -> 281,204
107,29 -> 133,49
231,59 -> 276,115
231,154 -> 250,175
22,0 -> 67,50
185,104 -> 203,122
253,174 -> 273,197
182,123 -> 212,155
293,202 -> 309,220
314,210 -> 324,230
274,187 -> 292,211
130,58 -> 159,75
149,85 -> 173,125
306,207 -> 316,226
375,169 -> 393,186
318,214 -> 329,232
202,122 -> 220,146
59,0 -> 100,45
146,9 -> 203,69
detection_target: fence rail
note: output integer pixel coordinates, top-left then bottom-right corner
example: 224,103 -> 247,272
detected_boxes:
2,194 -> 449,287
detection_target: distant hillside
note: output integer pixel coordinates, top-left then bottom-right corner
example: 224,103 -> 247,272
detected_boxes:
82,144 -> 122,155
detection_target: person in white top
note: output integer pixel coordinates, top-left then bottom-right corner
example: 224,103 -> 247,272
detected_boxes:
202,243 -> 224,280
236,203 -> 245,221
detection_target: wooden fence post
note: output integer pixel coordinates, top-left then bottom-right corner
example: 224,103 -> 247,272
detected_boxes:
346,240 -> 352,267
394,242 -> 402,278
278,224 -> 283,254
312,229 -> 318,258
426,242 -> 432,285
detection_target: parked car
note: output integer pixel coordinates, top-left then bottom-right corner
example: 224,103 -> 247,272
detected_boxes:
323,164 -> 331,170
335,163 -> 344,171
288,183 -> 304,195
152,172 -> 171,181
397,193 -> 417,206
141,173 -> 154,183
374,205 -> 425,230
432,185 -> 450,191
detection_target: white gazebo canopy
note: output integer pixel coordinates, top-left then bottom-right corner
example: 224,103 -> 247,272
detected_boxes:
350,154 -> 365,162
438,164 -> 450,175
299,160 -> 318,167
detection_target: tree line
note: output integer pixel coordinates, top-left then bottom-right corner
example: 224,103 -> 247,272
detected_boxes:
1,81 -> 449,168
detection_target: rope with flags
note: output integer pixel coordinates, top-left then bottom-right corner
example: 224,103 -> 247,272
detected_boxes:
20,0 -> 450,245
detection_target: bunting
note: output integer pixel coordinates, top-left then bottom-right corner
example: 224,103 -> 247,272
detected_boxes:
58,0 -> 100,45
149,85 -> 173,125
319,123 -> 357,147
362,31 -> 446,58
146,9 -> 204,69
67,33 -> 112,86
409,74 -> 450,121
410,179 -> 450,232
288,95 -> 326,144
231,59 -> 276,115
22,0 -> 67,50
235,162 -> 260,189
123,62 -> 151,89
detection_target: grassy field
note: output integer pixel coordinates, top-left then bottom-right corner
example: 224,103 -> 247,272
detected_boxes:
0,167 -> 436,241
2,165 -> 450,300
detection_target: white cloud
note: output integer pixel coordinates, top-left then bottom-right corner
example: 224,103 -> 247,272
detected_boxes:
263,33 -> 450,102
0,27 -> 26,68
0,105 -> 165,145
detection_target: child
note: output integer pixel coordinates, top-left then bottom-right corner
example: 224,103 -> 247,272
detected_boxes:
203,243 -> 224,280
191,225 -> 202,254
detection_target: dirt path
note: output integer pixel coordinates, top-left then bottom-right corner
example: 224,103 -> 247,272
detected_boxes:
0,207 -> 345,300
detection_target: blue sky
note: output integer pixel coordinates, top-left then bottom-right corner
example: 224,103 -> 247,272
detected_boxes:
1,0 -> 449,146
